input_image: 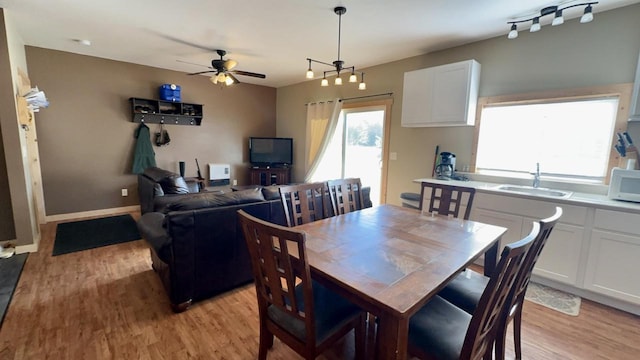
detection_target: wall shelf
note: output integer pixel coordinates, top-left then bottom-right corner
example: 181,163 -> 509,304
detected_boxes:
130,97 -> 203,126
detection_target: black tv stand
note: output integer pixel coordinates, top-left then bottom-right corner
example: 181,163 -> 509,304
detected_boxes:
249,167 -> 291,185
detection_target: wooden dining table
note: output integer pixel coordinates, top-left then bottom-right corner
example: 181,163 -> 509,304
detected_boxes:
295,204 -> 507,360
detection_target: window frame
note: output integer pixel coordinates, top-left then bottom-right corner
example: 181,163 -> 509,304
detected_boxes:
471,84 -> 634,184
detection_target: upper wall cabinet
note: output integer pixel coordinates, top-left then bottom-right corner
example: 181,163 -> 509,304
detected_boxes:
629,50 -> 640,121
130,98 -> 203,126
401,59 -> 481,127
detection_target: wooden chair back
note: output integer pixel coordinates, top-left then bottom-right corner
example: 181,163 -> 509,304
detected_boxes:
327,178 -> 365,215
279,182 -> 332,227
460,222 -> 539,360
493,207 -> 562,358
419,182 -> 476,219
238,210 -> 365,359
238,210 -> 317,351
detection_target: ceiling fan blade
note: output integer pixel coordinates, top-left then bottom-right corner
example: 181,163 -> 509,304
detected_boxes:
224,59 -> 238,71
187,70 -> 216,75
177,59 -> 213,69
231,70 -> 266,79
226,73 -> 241,85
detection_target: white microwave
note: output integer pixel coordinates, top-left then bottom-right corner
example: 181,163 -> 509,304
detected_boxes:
608,168 -> 640,202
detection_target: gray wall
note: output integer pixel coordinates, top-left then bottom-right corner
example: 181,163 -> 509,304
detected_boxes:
26,47 -> 276,216
277,4 -> 640,205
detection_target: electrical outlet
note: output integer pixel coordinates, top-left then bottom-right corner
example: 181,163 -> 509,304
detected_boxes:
232,179 -> 238,186
390,152 -> 398,160
121,188 -> 128,197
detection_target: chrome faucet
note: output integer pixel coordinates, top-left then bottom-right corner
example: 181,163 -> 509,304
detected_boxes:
532,163 -> 540,188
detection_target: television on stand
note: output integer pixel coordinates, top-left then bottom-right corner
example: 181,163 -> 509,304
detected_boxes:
249,137 -> 293,168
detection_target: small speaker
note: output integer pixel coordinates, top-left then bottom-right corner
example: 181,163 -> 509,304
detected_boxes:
179,161 -> 186,177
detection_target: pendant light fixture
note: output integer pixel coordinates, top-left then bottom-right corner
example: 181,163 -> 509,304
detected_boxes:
305,6 -> 366,90
507,2 -> 598,39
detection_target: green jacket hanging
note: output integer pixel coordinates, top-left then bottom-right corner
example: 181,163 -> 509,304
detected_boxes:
132,123 -> 156,174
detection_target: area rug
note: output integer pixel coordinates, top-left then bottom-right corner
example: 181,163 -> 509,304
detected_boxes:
525,282 -> 581,316
0,253 -> 28,327
53,214 -> 140,256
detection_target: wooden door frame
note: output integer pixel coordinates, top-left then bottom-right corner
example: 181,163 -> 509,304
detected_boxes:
341,98 -> 393,204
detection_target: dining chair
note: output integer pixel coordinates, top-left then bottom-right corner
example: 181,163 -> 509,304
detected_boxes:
419,182 -> 476,219
237,210 -> 366,360
408,221 -> 540,360
279,182 -> 332,227
327,178 -> 366,215
438,207 -> 562,359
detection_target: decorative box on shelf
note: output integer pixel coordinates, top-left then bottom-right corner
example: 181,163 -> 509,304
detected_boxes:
159,84 -> 181,102
130,97 -> 203,126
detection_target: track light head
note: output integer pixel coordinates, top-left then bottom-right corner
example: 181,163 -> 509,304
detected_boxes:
530,17 -> 541,32
581,4 -> 594,23
508,24 -> 518,39
552,9 -> 564,26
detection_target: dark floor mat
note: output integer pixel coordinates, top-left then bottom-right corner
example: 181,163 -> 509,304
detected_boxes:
0,253 -> 28,328
53,214 -> 141,256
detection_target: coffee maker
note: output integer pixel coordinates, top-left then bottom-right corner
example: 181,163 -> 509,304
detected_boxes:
435,152 -> 456,179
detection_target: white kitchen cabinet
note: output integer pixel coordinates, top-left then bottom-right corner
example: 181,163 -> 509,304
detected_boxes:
401,59 -> 480,127
584,209 -> 640,303
524,218 -> 584,285
471,192 -> 586,286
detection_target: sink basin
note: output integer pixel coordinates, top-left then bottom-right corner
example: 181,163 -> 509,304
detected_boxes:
494,184 -> 572,199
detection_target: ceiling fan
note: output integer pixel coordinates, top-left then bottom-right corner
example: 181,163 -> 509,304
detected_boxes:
187,49 -> 266,85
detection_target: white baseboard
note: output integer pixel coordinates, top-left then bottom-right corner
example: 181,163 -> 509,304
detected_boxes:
45,205 -> 141,223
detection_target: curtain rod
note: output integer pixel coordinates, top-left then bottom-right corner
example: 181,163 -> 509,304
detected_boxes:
305,92 -> 393,106
339,92 -> 393,102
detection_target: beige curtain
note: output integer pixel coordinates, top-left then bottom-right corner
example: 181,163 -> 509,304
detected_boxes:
304,99 -> 342,182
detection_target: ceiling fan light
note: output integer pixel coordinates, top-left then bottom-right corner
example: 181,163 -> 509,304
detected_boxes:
335,76 -> 342,85
216,73 -> 227,83
321,77 -> 329,87
225,76 -> 235,86
552,10 -> 564,26
508,24 -> 518,39
210,76 -> 218,84
581,5 -> 594,23
530,17 -> 541,32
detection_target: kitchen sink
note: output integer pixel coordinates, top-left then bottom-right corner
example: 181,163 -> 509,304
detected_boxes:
493,184 -> 573,199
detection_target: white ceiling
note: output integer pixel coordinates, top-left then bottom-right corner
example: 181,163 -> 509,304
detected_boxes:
1,0 -> 639,88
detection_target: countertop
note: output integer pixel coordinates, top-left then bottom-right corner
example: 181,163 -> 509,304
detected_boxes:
413,177 -> 640,214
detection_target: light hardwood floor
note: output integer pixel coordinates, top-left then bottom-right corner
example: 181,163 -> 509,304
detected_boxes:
0,211 -> 639,359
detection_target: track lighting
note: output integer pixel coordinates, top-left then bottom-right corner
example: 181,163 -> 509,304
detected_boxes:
507,2 -> 597,39
305,6 -> 367,90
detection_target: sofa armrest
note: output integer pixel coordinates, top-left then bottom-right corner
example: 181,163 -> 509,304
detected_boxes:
138,174 -> 158,214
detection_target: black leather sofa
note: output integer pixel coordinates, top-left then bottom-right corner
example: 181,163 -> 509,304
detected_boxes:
136,167 -> 372,312
137,185 -> 286,312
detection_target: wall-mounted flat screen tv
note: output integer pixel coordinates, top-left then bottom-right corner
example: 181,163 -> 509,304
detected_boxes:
249,137 -> 293,166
